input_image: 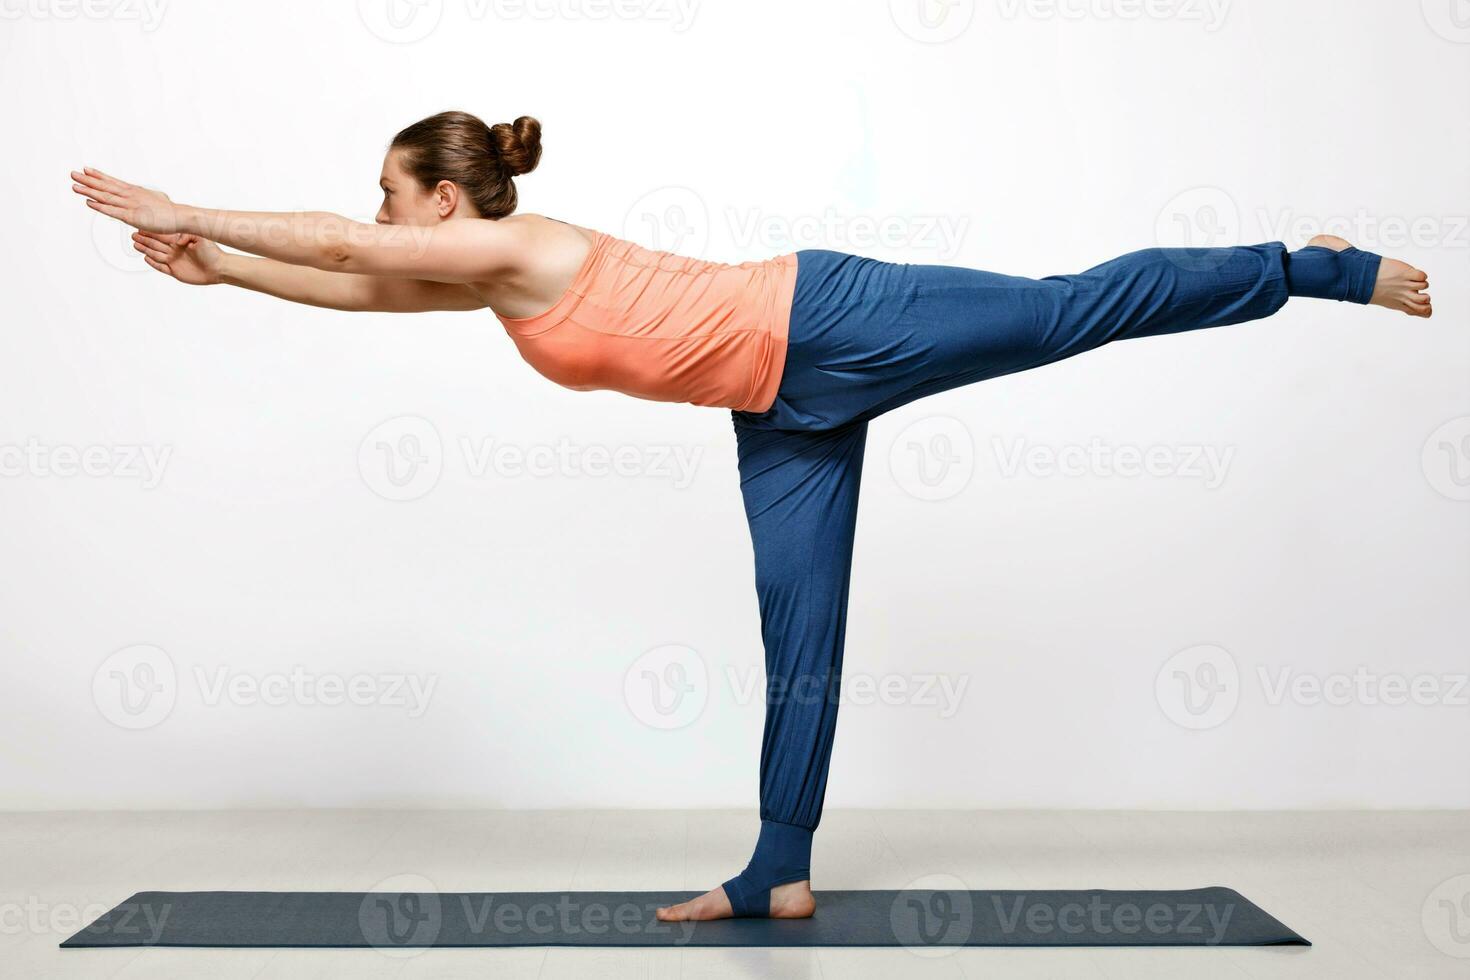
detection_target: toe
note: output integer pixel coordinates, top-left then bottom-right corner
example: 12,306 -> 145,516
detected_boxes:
658,891 -> 730,922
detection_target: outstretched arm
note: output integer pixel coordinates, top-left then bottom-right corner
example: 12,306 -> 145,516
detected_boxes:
133,232 -> 486,313
73,167 -> 518,283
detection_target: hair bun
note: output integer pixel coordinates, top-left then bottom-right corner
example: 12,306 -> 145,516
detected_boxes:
490,116 -> 542,177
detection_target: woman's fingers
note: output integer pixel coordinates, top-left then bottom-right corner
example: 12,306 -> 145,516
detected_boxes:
81,194 -> 111,213
74,171 -> 178,233
71,169 -> 124,196
82,166 -> 124,189
72,182 -> 125,207
142,255 -> 171,276
85,198 -> 128,222
133,231 -> 179,252
71,171 -> 140,209
133,240 -> 171,262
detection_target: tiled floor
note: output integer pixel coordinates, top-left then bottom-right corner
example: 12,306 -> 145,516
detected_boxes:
6,809 -> 1467,978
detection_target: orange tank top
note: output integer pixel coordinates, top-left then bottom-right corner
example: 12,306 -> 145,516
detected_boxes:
494,232 -> 797,413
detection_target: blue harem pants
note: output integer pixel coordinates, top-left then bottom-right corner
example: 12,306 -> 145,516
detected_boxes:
718,242 -> 1381,916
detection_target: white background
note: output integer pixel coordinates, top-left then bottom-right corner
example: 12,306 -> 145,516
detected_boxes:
1,0 -> 1466,812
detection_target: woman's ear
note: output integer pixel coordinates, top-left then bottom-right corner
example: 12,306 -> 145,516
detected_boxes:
434,179 -> 459,218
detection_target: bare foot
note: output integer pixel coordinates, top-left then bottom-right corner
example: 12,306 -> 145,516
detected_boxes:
655,880 -> 816,922
1307,234 -> 1432,318
1306,233 -> 1354,252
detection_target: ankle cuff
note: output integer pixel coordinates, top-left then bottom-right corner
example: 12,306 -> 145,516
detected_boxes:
1285,245 -> 1381,305
721,820 -> 813,918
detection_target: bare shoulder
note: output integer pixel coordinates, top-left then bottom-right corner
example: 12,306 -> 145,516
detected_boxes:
470,214 -> 598,317
499,213 -> 597,255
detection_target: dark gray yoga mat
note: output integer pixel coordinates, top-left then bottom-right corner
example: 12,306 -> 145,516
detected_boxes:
62,887 -> 1307,948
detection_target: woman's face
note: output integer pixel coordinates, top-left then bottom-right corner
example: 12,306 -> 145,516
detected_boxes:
375,148 -> 451,226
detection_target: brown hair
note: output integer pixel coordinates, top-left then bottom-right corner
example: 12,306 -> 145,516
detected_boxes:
390,111 -> 542,219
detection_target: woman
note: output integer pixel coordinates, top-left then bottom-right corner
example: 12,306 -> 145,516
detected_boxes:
72,110 -> 1432,924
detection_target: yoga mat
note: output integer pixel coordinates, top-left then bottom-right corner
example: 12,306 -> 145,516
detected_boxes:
62,887 -> 1307,948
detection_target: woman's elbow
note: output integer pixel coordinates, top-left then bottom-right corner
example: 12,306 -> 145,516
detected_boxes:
312,215 -> 369,271
317,240 -> 355,270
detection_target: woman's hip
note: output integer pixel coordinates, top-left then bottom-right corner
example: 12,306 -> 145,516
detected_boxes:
736,250 -> 1055,432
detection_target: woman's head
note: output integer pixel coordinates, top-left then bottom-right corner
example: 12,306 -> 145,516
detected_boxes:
378,111 -> 541,225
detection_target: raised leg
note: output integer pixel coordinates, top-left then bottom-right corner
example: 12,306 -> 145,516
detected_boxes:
750,239 -> 1421,433
854,241 -> 1305,423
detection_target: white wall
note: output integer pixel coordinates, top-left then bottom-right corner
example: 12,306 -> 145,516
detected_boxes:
1,0 -> 1466,811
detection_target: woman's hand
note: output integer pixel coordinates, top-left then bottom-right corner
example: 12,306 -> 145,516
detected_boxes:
71,167 -> 183,233
132,232 -> 226,286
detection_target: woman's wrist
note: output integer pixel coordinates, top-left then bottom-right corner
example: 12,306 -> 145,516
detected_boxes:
215,251 -> 248,287
175,204 -> 206,237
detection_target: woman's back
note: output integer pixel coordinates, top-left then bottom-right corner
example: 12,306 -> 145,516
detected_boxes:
492,222 -> 798,413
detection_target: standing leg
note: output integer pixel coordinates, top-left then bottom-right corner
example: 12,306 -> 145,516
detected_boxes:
656,417 -> 868,921
722,418 -> 868,917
